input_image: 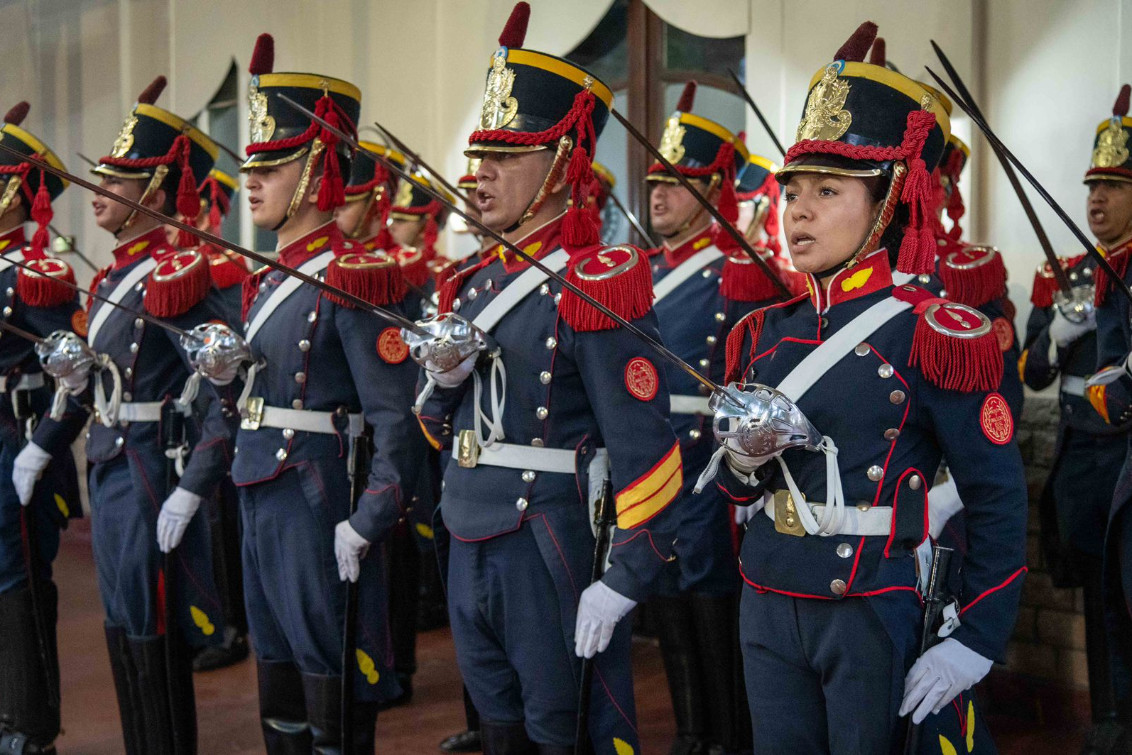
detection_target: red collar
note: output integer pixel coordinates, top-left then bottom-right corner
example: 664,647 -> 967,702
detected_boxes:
1102,237 -> 1132,259
805,248 -> 894,314
0,226 -> 26,256
662,225 -> 715,267
500,214 -> 565,273
278,222 -> 341,268
111,227 -> 169,270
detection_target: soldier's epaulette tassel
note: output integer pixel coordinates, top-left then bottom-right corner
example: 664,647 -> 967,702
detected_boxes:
724,309 -> 766,384
908,312 -> 1002,392
560,246 -> 653,332
325,252 -> 407,309
16,258 -> 76,308
207,252 -> 250,290
938,246 -> 1007,308
145,250 -> 211,318
1029,258 -> 1073,309
720,252 -> 784,303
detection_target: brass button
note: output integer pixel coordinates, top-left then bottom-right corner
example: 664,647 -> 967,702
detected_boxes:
698,358 -> 709,368
298,339 -> 311,352
129,342 -> 139,354
918,274 -> 931,284
275,449 -> 288,461
836,543 -> 854,559
515,497 -> 528,511
294,372 -> 306,384
521,471 -> 536,483
830,579 -> 847,596
909,475 -> 922,491
539,371 -> 552,384
545,337 -> 557,350
856,504 -> 870,512
867,465 -> 884,482
714,312 -> 726,322
307,311 -> 317,323
884,428 -> 900,440
292,399 -> 304,410
539,283 -> 550,296
706,335 -> 717,345
688,429 -> 701,440
877,364 -> 894,379
531,438 -> 544,447
889,390 -> 906,405
854,343 -> 871,356
134,318 -> 144,329
122,392 -> 132,402
124,368 -> 133,379
468,288 -> 478,300
282,428 -> 294,439
536,407 -> 548,420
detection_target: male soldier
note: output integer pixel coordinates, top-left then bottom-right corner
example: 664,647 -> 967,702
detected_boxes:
644,81 -> 780,755
15,76 -> 232,753
389,171 -> 454,313
215,34 -> 419,751
413,4 -> 682,752
0,101 -> 83,754
195,169 -> 248,323
1082,84 -> 1132,754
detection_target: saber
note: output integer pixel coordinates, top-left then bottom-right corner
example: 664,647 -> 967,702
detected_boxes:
371,123 -> 467,203
3,253 -> 195,340
280,96 -> 730,401
924,68 -> 1132,309
0,142 -> 429,337
75,152 -> 97,168
930,42 -> 1071,295
0,319 -> 45,344
45,225 -> 100,273
610,109 -> 792,299
726,68 -> 787,158
606,191 -> 657,248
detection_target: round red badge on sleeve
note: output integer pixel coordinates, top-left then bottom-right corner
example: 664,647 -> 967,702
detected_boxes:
377,327 -> 409,364
992,317 -> 1014,352
624,357 -> 659,401
979,393 -> 1013,445
71,309 -> 88,338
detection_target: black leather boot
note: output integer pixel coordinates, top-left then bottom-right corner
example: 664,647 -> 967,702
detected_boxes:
258,660 -> 311,754
104,626 -> 145,755
440,687 -> 483,752
302,673 -> 344,755
1081,558 -> 1130,755
0,582 -> 60,752
690,593 -> 744,754
653,595 -> 706,755
383,523 -> 420,711
480,720 -> 538,755
127,634 -> 196,754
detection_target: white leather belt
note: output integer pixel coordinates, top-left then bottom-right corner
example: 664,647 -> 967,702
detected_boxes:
762,490 -> 893,537
451,439 -> 607,474
250,405 -> 364,436
116,401 -> 189,424
0,373 -> 45,393
1061,375 -> 1086,397
670,394 -> 711,415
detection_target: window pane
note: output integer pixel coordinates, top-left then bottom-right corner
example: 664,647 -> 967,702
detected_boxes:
663,25 -> 743,80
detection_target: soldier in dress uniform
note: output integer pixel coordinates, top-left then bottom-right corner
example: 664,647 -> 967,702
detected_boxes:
1080,84 -> 1132,754
0,101 -> 83,754
643,81 -> 779,755
15,76 -> 233,754
412,3 -> 683,752
218,33 -> 420,752
335,141 -> 404,255
389,171 -> 454,315
194,169 -> 249,324
705,23 -> 1027,752
1023,98 -> 1131,747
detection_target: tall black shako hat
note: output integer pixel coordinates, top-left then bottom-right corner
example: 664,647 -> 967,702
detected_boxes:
0,102 -> 68,258
243,33 -> 361,213
94,76 -> 218,246
1086,84 -> 1132,184
199,168 -> 237,234
343,142 -> 404,245
736,151 -> 781,254
391,170 -> 455,247
465,2 -> 614,251
648,80 -> 749,247
777,22 -> 951,274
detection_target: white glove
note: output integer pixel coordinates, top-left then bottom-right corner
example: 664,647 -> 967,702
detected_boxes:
574,580 -> 637,659
60,370 -> 90,392
430,352 -> 478,389
12,442 -> 52,506
334,520 -> 371,583
1049,307 -> 1096,348
156,487 -> 203,553
734,503 -> 759,525
899,638 -> 993,724
723,447 -> 761,484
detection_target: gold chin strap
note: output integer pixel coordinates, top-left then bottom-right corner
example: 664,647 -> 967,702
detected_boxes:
511,136 -> 572,231
663,174 -> 719,240
280,138 -> 327,231
843,161 -> 908,270
117,165 -> 169,236
0,176 -> 22,219
349,187 -> 381,240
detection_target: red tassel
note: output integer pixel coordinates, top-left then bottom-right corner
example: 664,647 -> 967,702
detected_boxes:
16,259 -> 76,307
145,252 -> 211,318
724,309 -> 767,385
138,76 -> 167,105
249,34 -> 275,75
1096,249 -> 1131,306
397,250 -> 431,289
1029,266 -> 1061,308
172,136 -> 201,248
28,168 -> 53,258
423,216 -> 439,251
207,252 -> 250,290
324,253 -> 407,308
721,253 -> 783,303
241,269 -> 268,321
315,99 -> 346,211
909,315 -> 1002,392
498,2 -> 530,47
207,180 -> 224,234
938,248 -> 1006,308
563,146 -> 600,250
559,247 -> 653,332
4,102 -> 29,126
834,21 -> 878,62
895,110 -> 941,274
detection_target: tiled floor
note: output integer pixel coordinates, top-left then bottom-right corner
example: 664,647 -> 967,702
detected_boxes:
49,522 -> 1089,753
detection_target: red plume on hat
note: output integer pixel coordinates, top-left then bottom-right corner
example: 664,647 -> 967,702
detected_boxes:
868,37 -> 886,67
498,2 -> 529,47
1114,84 -> 1131,117
4,102 -> 29,127
676,81 -> 696,113
137,76 -> 167,105
835,21 -> 877,62
249,33 -> 275,75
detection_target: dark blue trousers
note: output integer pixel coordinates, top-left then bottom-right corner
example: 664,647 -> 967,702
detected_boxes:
446,503 -> 638,752
239,458 -> 399,703
0,441 -> 63,593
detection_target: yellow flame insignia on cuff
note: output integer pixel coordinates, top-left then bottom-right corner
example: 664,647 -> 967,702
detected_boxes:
356,649 -> 380,685
190,606 -> 216,636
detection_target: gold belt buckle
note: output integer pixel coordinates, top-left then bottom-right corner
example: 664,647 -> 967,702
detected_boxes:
774,490 -> 807,537
241,396 -> 264,431
457,429 -> 480,468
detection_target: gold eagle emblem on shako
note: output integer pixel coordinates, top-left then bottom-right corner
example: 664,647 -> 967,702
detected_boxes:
111,114 -> 139,158
1093,118 -> 1130,169
480,52 -> 519,130
248,84 -> 276,144
659,116 -> 686,164
796,64 -> 853,142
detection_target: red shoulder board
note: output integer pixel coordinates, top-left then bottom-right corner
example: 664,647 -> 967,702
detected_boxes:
438,257 -> 491,314
207,250 -> 250,290
1029,258 -> 1068,308
937,245 -> 1007,308
900,290 -> 1003,392
241,268 -> 269,322
16,256 -> 77,308
393,246 -> 430,289
145,250 -> 211,318
324,252 -> 407,309
720,251 -> 783,303
561,245 -> 653,332
1096,245 -> 1131,307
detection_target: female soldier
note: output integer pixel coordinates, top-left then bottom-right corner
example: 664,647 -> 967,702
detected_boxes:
704,22 -> 1028,753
